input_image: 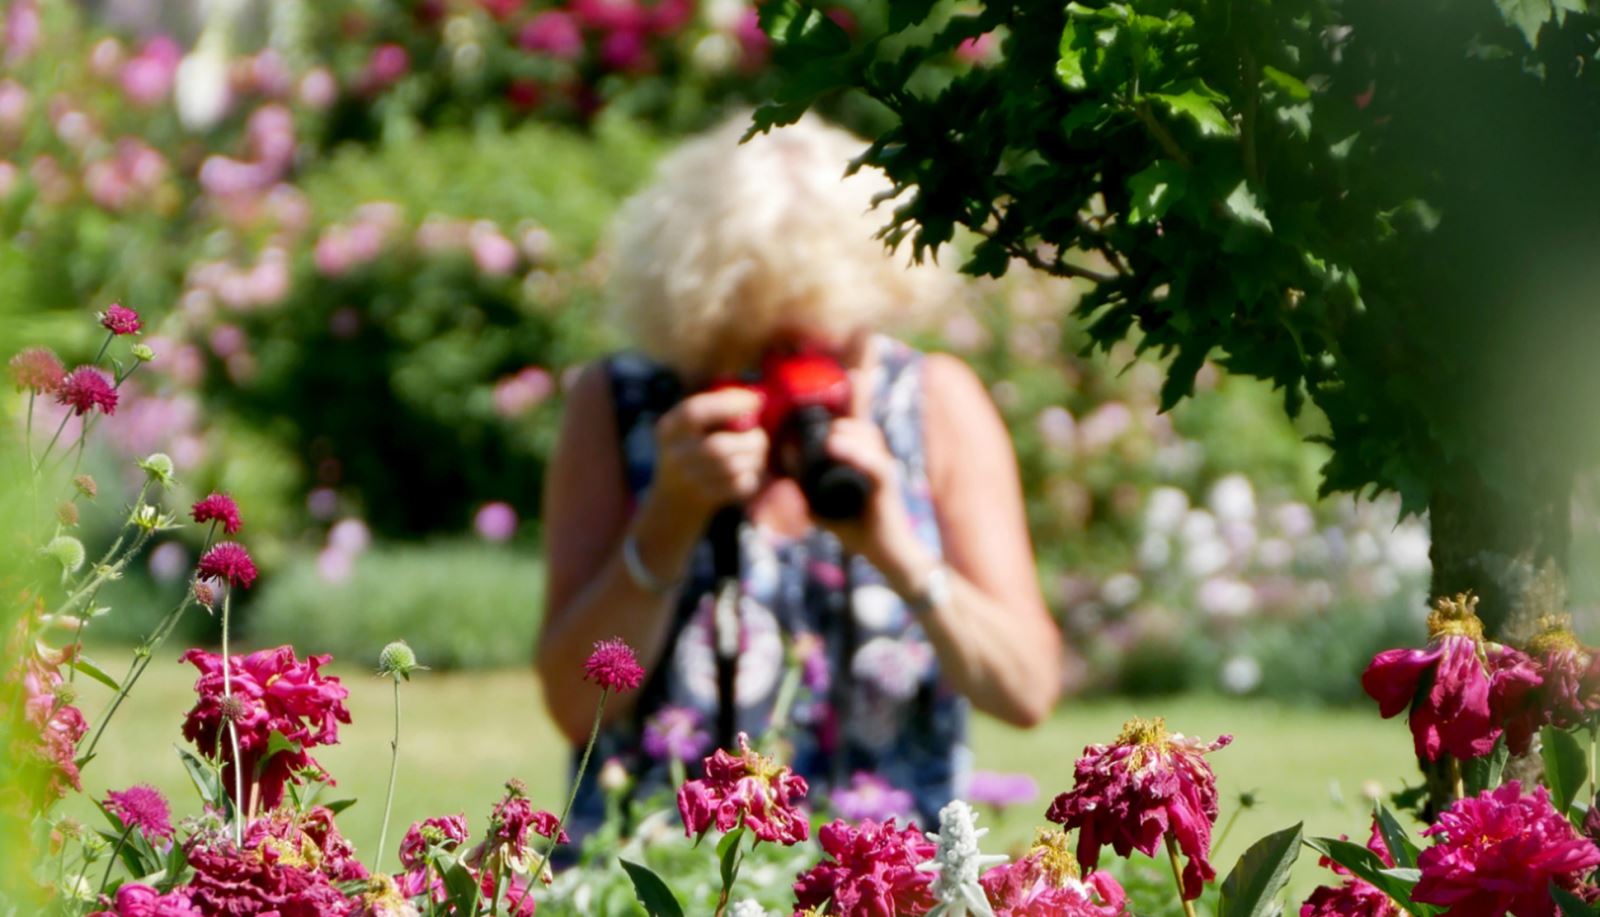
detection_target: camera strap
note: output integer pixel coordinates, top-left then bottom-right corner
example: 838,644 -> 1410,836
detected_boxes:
708,506 -> 744,752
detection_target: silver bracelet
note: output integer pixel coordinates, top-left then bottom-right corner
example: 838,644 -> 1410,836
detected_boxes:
622,533 -> 680,597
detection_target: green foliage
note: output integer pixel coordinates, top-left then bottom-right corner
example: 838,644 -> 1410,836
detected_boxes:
755,0 -> 1600,520
1218,822 -> 1302,917
247,541 -> 544,670
1541,725 -> 1589,817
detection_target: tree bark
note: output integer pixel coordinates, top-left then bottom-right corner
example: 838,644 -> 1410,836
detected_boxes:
1428,466 -> 1572,642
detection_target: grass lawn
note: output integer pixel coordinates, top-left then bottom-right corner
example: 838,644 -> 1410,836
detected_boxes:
68,641 -> 1419,903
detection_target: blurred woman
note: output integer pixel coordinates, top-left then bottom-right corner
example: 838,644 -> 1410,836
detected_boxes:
536,113 -> 1063,834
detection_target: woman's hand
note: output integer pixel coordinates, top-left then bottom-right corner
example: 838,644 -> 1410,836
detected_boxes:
648,388 -> 770,527
814,416 -> 936,596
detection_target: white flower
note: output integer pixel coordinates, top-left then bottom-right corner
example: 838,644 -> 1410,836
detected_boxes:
919,800 -> 1005,917
1197,576 -> 1257,619
1099,573 -> 1141,607
1208,474 -> 1256,522
1220,655 -> 1262,695
727,900 -> 769,917
1143,486 -> 1190,535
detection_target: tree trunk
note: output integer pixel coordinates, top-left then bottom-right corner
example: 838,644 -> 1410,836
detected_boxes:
1428,466 -> 1573,642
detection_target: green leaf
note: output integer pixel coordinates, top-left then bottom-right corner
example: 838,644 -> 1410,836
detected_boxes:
71,656 -> 121,691
1061,102 -> 1114,138
1218,822 -> 1303,917
441,860 -> 481,916
1496,0 -> 1553,46
1373,805 -> 1421,871
1304,838 -> 1427,913
620,859 -> 686,917
888,0 -> 940,32
1148,80 -> 1235,137
1127,160 -> 1186,224
1542,725 -> 1588,816
175,745 -> 220,808
1552,881 -> 1598,917
1223,182 -> 1272,232
1056,20 -> 1095,91
1261,66 -> 1311,101
323,798 -> 358,816
1461,738 -> 1509,795
717,826 -> 746,893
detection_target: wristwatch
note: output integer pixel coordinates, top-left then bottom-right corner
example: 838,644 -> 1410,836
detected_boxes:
906,564 -> 952,616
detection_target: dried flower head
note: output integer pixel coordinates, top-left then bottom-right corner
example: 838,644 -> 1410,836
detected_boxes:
9,346 -> 64,392
56,502 -> 79,526
677,732 -> 810,845
583,637 -> 644,692
192,577 -> 221,609
74,474 -> 97,499
980,830 -> 1128,917
196,542 -> 257,589
1045,717 -> 1231,901
56,367 -> 118,416
191,492 -> 242,534
99,303 -> 142,335
793,818 -> 937,917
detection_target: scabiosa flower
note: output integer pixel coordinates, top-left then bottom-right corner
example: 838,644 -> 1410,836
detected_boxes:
920,800 -> 1008,917
196,541 -> 258,589
792,819 -> 937,917
1413,781 -> 1600,917
56,367 -> 118,416
980,830 -> 1127,917
1362,593 -> 1542,760
677,732 -> 810,845
584,637 -> 644,692
642,705 -> 710,765
9,346 -> 64,392
831,771 -> 917,825
86,883 -> 202,917
105,784 -> 174,843
1045,716 -> 1231,900
191,492 -> 243,534
100,303 -> 142,335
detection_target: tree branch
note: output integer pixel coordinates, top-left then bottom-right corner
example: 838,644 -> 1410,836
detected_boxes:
1134,104 -> 1192,169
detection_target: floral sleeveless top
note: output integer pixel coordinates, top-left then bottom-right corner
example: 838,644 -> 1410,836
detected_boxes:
567,336 -> 969,841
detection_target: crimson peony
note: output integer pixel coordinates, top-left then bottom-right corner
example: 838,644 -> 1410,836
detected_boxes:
792,818 -> 936,916
979,830 -> 1126,917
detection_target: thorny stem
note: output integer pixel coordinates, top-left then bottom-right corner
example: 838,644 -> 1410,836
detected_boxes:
529,690 -> 610,889
98,824 -> 134,894
1165,832 -> 1198,917
375,677 -> 402,873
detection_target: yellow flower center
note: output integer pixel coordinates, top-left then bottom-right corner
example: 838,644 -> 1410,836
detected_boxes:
1030,829 -> 1081,884
1528,614 -> 1581,656
1116,715 -> 1171,771
1426,593 -> 1484,641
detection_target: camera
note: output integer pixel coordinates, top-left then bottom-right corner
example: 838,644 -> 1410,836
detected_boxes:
713,348 -> 873,520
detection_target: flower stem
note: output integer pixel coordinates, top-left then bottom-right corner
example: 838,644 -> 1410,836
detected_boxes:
82,597 -> 194,764
1164,832 -> 1197,917
223,588 -> 246,844
713,840 -> 749,917
375,676 -> 402,873
1211,805 -> 1244,859
98,824 -> 134,894
1447,756 -> 1464,802
530,689 -> 610,887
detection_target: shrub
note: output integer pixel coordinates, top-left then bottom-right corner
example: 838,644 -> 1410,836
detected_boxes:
247,540 -> 544,670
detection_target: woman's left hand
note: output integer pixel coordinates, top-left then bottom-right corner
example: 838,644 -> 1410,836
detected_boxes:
814,416 -> 936,595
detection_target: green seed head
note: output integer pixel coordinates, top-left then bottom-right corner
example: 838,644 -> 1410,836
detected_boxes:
43,535 -> 85,574
378,640 -> 421,680
137,452 -> 175,485
131,343 -> 155,362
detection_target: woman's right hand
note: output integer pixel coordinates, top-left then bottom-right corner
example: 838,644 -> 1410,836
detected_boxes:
648,388 -> 769,525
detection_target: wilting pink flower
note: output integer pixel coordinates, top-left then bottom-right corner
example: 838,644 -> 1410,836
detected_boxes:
184,830 -> 356,916
1505,615 -> 1600,753
1299,882 -> 1396,917
1362,593 -> 1541,760
831,771 -> 916,825
489,790 -> 568,860
397,815 -> 469,902
966,771 -> 1040,811
519,11 -> 585,60
584,638 -> 644,692
101,303 -> 142,335
1046,716 -> 1231,900
197,542 -> 258,589
180,646 -> 351,810
244,806 -> 367,883
192,493 -> 243,534
57,368 -> 119,416
793,818 -> 936,916
105,784 -> 174,843
15,650 -> 88,804
981,831 -> 1126,917
87,883 -> 202,917
678,733 -> 810,844
9,346 -> 64,392
1413,781 -> 1600,917
642,705 -> 710,765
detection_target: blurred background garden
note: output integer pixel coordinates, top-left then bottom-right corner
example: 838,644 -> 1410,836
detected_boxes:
7,0 -> 1600,892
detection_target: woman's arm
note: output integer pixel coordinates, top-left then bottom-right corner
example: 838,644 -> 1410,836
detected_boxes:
535,364 -> 766,742
821,353 -> 1065,727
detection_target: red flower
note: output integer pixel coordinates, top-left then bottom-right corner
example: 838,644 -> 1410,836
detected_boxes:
1045,716 -> 1231,901
1362,593 -> 1541,760
100,303 -> 142,335
197,542 -> 258,589
56,366 -> 118,416
1299,882 -> 1397,917
105,784 -> 174,843
398,814 -> 469,902
583,637 -> 644,692
678,732 -> 810,845
792,819 -> 936,917
180,646 -> 351,811
1504,615 -> 1600,753
490,790 -> 568,860
87,883 -> 202,917
183,831 -> 356,916
191,492 -> 243,534
9,347 -> 64,392
243,806 -> 367,883
980,831 -> 1127,917
1413,781 -> 1600,917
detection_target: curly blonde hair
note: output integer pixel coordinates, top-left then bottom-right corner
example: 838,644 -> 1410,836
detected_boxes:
607,112 -> 949,378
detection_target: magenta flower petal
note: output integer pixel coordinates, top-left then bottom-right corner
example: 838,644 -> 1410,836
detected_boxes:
676,733 -> 809,845
56,367 -> 118,416
99,303 -> 142,335
583,637 -> 644,692
793,818 -> 936,917
191,492 -> 243,534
